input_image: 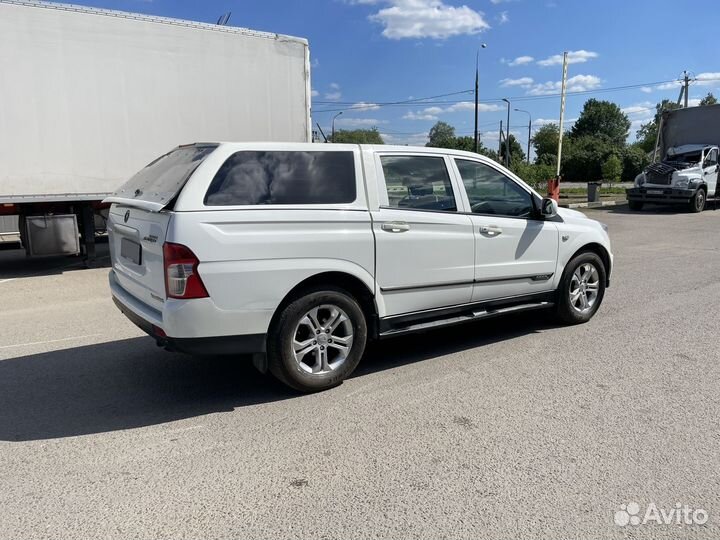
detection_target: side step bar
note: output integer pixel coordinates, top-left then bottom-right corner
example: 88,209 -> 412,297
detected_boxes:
379,301 -> 553,337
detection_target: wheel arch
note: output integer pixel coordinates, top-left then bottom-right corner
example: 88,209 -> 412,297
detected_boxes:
269,271 -> 379,340
568,242 -> 612,286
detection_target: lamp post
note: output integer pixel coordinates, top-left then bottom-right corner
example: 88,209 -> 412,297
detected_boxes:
331,111 -> 343,142
514,108 -> 531,164
501,98 -> 510,167
474,43 -> 487,154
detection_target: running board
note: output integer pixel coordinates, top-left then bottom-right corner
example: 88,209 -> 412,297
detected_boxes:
379,301 -> 553,337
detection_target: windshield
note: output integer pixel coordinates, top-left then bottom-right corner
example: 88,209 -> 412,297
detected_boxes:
112,144 -> 218,207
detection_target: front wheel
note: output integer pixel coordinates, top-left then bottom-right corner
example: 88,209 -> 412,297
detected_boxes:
267,287 -> 367,392
555,252 -> 607,324
628,200 -> 644,211
689,188 -> 706,213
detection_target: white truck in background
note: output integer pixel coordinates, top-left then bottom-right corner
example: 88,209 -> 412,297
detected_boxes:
0,0 -> 311,260
627,105 -> 720,212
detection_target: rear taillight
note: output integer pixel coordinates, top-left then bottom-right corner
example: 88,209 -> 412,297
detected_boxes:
162,242 -> 209,299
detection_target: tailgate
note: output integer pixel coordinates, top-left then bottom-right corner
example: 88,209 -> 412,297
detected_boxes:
108,204 -> 170,311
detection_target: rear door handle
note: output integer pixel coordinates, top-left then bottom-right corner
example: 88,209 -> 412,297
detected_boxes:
479,225 -> 502,236
381,221 -> 410,233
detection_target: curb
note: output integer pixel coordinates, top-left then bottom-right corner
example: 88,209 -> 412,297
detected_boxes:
560,200 -> 628,209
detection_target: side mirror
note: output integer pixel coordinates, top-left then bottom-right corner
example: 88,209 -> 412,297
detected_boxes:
540,197 -> 558,218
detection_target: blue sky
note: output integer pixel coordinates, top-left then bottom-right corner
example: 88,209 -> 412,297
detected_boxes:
49,0 -> 720,152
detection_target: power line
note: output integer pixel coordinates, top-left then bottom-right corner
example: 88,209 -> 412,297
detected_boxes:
313,77 -> 720,114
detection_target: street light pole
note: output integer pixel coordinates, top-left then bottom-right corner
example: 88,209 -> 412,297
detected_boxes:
514,108 -> 531,164
331,111 -> 343,142
502,98 -> 510,167
473,43 -> 487,154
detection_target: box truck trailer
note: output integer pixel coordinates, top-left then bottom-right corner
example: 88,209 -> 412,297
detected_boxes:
0,0 -> 312,260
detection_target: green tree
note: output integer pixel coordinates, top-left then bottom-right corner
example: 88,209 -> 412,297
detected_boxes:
426,121 -> 456,148
330,128 -> 384,144
561,134 -> 616,182
531,123 -> 560,166
601,154 -> 623,183
499,133 -> 526,166
635,99 -> 681,153
621,143 -> 650,181
700,92 -> 717,106
570,99 -> 631,147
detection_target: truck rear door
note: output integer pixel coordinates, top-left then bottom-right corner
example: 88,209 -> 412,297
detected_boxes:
105,144 -> 217,309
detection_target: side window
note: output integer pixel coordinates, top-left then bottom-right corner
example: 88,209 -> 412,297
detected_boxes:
204,151 -> 356,206
379,155 -> 457,212
704,149 -> 718,167
455,159 -> 534,218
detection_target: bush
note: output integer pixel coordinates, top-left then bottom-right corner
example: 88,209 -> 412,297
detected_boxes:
510,162 -> 556,191
601,154 -> 623,183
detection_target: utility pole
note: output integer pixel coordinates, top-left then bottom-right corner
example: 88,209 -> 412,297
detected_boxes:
498,120 -> 503,155
515,109 -> 531,164
502,98 -> 511,167
556,51 -> 568,178
331,111 -> 343,142
683,70 -> 690,108
473,44 -> 487,154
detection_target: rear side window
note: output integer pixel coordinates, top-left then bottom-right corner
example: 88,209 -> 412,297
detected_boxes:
114,144 -> 218,206
204,151 -> 356,206
380,155 -> 457,212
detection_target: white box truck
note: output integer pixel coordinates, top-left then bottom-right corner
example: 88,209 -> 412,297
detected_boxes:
0,0 -> 311,259
627,105 -> 720,212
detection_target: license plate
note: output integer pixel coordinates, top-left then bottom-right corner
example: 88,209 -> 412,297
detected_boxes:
647,189 -> 664,195
120,238 -> 142,265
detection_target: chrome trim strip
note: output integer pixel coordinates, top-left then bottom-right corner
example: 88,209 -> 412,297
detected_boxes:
380,273 -> 553,293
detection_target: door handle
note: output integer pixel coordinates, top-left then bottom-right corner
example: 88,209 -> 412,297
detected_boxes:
479,225 -> 502,236
381,221 -> 410,233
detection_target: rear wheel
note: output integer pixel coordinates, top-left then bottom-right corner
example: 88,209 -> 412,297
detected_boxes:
555,252 -> 606,325
267,287 -> 367,392
689,188 -> 706,213
628,200 -> 644,211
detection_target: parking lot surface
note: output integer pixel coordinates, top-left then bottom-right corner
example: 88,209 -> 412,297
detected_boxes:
1,206 -> 719,539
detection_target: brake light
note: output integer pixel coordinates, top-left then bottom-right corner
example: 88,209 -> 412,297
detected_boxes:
162,242 -> 209,299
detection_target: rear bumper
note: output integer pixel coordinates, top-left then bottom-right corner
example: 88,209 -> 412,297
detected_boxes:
109,271 -> 266,355
626,187 -> 695,203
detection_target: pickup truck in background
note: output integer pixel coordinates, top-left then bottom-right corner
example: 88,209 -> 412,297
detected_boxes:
0,0 -> 311,260
627,105 -> 720,212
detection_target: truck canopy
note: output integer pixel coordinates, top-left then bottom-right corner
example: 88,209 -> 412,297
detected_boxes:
660,105 -> 720,158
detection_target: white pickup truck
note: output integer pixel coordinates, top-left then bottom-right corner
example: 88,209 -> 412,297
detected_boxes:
627,105 -> 720,212
107,143 -> 613,392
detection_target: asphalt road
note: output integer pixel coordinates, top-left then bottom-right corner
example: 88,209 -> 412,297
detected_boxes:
1,206 -> 719,539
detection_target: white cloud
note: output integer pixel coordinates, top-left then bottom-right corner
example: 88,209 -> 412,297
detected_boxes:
640,86 -> 653,93
337,117 -> 388,126
508,55 -> 533,66
325,83 -> 342,100
688,98 -> 701,107
311,58 -> 320,69
311,89 -> 319,98
656,80 -> 681,91
537,49 -> 599,67
403,111 -> 439,121
497,11 -> 509,24
489,0 -> 513,3
500,76 -> 533,88
403,101 -> 502,120
363,0 -> 490,40
349,101 -> 381,112
694,72 -> 720,86
621,102 -> 654,117
526,74 -> 601,96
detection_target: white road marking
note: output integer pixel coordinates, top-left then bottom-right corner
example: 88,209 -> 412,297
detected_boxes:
0,334 -> 102,350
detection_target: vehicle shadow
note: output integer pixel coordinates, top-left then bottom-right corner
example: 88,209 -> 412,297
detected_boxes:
0,311 -> 557,442
601,204 -> 694,215
0,241 -> 110,279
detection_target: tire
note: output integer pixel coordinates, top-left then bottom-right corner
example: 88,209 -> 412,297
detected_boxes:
628,200 -> 644,211
689,188 -> 706,213
267,287 -> 367,392
555,252 -> 607,325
